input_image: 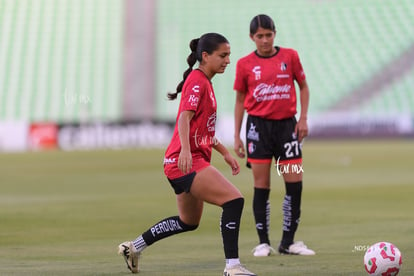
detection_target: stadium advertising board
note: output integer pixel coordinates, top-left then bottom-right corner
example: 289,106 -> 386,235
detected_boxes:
57,121 -> 174,150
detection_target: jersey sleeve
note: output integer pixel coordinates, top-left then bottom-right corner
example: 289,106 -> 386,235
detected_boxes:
233,59 -> 247,92
292,50 -> 306,83
181,79 -> 204,112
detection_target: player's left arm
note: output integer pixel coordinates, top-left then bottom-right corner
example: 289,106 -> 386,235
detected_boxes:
292,50 -> 309,143
213,139 -> 240,175
296,79 -> 309,143
177,110 -> 195,174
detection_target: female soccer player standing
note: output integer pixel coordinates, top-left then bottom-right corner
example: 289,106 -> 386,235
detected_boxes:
233,14 -> 315,257
118,33 -> 256,276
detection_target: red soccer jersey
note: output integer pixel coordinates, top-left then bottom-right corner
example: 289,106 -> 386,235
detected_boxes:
234,47 -> 306,120
164,69 -> 217,179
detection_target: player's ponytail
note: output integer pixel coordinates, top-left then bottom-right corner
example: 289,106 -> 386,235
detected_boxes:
167,38 -> 200,100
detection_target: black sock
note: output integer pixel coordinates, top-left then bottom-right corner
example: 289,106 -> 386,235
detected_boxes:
281,181 -> 302,248
221,197 -> 244,259
253,188 -> 271,245
141,216 -> 198,246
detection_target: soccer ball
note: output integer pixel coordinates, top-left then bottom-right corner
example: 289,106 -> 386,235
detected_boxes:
364,242 -> 402,276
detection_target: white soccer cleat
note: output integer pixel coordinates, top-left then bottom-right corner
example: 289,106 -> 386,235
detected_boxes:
118,241 -> 140,273
252,243 -> 276,257
223,264 -> 257,276
278,241 -> 315,256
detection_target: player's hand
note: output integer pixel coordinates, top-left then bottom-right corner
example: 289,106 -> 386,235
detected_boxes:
234,137 -> 245,158
224,152 -> 240,175
178,148 -> 192,174
295,118 -> 308,143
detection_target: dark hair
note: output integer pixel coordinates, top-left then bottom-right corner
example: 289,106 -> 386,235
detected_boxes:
167,33 -> 229,100
250,14 -> 276,35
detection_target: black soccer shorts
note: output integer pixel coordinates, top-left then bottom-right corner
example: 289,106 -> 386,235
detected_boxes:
167,171 -> 196,194
245,115 -> 302,167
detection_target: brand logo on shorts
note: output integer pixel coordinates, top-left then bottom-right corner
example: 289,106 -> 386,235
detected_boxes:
247,123 -> 259,141
248,142 -> 256,154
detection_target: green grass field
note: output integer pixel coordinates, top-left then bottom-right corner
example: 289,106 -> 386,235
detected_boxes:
0,139 -> 413,275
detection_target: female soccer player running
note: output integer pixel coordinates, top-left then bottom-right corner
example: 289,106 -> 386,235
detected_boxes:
118,33 -> 256,276
233,14 -> 315,257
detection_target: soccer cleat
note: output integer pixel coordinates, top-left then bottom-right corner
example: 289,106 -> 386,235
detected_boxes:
223,264 -> 257,276
118,241 -> 140,273
278,241 -> 315,256
251,243 -> 276,257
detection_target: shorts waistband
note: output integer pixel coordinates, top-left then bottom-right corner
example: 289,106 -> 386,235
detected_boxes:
248,114 -> 295,122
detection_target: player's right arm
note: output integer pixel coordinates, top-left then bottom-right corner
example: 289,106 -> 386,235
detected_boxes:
177,110 -> 195,174
234,90 -> 246,158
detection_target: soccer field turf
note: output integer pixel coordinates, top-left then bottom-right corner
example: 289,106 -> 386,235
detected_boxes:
0,139 -> 413,275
